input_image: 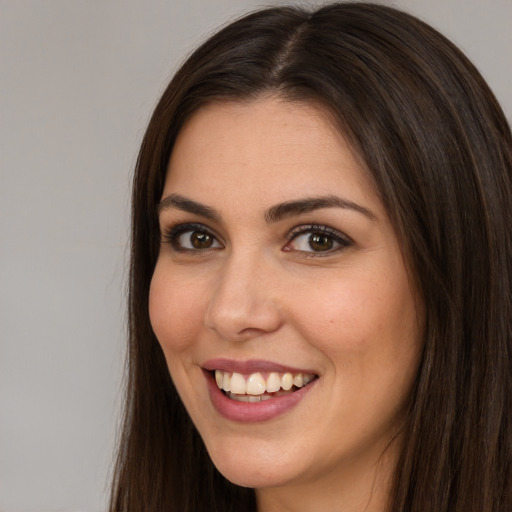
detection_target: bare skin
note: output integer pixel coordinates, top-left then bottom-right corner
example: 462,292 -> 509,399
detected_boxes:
150,96 -> 424,511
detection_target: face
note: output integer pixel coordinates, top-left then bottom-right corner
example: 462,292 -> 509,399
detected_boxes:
149,96 -> 423,495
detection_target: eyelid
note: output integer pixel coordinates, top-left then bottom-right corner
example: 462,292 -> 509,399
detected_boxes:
161,222 -> 224,251
284,224 -> 353,255
161,221 -> 351,255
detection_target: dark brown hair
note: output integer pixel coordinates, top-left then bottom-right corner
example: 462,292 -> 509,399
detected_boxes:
110,3 -> 512,511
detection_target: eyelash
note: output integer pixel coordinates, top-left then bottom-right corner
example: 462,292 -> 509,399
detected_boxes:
161,222 -> 352,256
162,223 -> 223,252
286,224 -> 352,256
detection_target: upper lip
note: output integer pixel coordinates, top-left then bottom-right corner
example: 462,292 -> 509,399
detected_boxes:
202,358 -> 317,375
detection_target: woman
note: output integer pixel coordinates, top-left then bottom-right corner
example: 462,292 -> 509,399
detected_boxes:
110,3 -> 512,511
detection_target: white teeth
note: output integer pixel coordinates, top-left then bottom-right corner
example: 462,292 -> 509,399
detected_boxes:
281,373 -> 293,391
227,392 -> 274,402
230,372 -> 246,394
246,373 -> 266,395
222,372 -> 231,392
214,369 -> 316,396
266,372 -> 281,393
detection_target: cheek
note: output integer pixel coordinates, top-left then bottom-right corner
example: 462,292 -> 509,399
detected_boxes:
293,273 -> 422,429
148,264 -> 207,354
289,277 -> 380,343
288,269 -> 421,366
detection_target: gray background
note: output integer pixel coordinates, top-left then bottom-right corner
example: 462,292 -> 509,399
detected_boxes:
1,1 -> 510,511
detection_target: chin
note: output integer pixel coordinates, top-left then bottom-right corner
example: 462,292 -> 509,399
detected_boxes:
206,441 -> 301,489
216,463 -> 292,489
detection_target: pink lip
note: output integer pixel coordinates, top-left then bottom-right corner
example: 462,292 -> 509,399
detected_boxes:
202,361 -> 318,423
202,358 -> 315,375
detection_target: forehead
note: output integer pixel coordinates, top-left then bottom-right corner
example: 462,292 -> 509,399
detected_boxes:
163,96 -> 379,215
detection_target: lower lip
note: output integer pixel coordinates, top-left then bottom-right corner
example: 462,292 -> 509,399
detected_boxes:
204,370 -> 316,423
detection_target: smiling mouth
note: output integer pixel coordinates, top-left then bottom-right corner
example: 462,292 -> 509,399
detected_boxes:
213,370 -> 318,403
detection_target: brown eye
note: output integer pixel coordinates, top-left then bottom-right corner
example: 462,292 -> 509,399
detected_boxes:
168,224 -> 222,251
190,231 -> 214,249
308,234 -> 334,252
284,225 -> 351,255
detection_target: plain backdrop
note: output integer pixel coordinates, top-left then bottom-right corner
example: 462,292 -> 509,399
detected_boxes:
0,1 -> 510,511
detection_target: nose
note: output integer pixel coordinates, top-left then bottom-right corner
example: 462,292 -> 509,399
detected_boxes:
204,251 -> 283,342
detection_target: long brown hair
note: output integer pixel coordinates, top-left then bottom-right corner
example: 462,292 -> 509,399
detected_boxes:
110,3 -> 512,511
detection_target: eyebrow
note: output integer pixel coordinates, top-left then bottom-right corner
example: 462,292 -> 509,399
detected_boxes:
158,193 -> 376,223
265,195 -> 376,223
158,194 -> 221,221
